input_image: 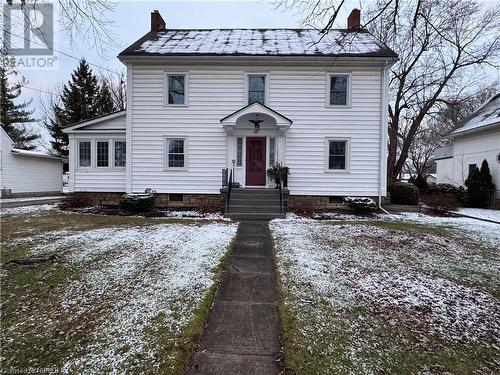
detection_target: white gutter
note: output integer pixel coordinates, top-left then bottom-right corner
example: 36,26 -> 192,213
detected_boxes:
378,59 -> 390,209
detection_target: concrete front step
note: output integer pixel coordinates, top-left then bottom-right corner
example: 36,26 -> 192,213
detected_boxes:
225,213 -> 285,220
229,205 -> 282,213
230,198 -> 280,206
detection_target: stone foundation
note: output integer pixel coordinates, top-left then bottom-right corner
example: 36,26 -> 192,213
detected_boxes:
289,195 -> 386,211
73,192 -> 223,211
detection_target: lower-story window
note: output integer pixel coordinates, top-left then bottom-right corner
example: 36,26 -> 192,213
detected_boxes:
166,138 -> 186,168
114,141 -> 126,167
96,141 -> 109,167
269,137 -> 276,166
236,137 -> 243,166
78,141 -> 91,167
326,138 -> 349,171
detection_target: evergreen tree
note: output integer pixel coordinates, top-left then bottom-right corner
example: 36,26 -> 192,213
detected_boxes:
96,81 -> 115,115
46,59 -> 115,157
479,159 -> 495,190
0,66 -> 38,149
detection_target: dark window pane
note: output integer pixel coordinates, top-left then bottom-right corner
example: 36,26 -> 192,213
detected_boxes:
79,142 -> 91,167
236,137 -> 243,166
169,139 -> 184,154
167,139 -> 185,168
114,141 -> 126,167
329,141 -> 346,170
248,75 -> 265,104
330,76 -> 348,105
168,154 -> 184,168
96,141 -> 109,167
168,75 -> 185,104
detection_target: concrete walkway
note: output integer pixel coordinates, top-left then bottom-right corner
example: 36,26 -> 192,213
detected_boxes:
187,221 -> 282,375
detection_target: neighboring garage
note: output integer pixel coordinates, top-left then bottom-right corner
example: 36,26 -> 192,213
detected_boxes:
1,127 -> 63,197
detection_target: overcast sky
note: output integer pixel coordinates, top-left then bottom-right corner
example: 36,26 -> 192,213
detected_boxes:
4,0 -> 499,150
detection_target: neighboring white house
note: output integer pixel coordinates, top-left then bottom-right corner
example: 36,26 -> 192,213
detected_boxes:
0,127 -> 63,197
63,9 -> 398,210
435,94 -> 500,202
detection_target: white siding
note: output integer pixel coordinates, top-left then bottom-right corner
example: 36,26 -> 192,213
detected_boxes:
0,129 -> 62,194
130,65 -> 385,196
69,132 -> 126,192
437,129 -> 500,195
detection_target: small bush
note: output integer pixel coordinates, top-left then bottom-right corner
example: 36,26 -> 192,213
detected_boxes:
422,192 -> 459,214
344,196 -> 378,214
389,182 -> 419,205
427,183 -> 468,205
198,199 -> 221,214
413,173 -> 429,193
120,193 -> 155,213
465,160 -> 495,208
59,193 -> 94,209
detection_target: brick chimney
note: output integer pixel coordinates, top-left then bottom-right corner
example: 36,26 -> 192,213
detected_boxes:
151,10 -> 166,31
347,9 -> 361,30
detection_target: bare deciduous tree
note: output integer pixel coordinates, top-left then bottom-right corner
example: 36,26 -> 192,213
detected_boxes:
275,0 -> 500,183
99,71 -> 126,111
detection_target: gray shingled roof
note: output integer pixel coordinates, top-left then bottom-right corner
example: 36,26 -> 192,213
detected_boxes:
119,29 -> 397,58
451,94 -> 500,136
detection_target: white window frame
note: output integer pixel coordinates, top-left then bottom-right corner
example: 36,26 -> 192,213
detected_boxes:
113,139 -> 126,168
326,73 -> 352,108
325,137 -> 350,173
95,140 -> 111,168
165,72 -> 189,107
77,140 -> 92,169
164,136 -> 188,170
245,72 -> 269,106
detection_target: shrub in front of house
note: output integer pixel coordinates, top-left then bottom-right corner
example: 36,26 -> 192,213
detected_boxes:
389,182 -> 419,205
422,192 -> 459,214
344,196 -> 378,214
120,193 -> 156,213
427,183 -> 468,205
59,193 -> 94,209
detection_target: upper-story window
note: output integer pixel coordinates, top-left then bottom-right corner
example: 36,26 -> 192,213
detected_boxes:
328,74 -> 350,106
166,73 -> 187,105
248,74 -> 266,104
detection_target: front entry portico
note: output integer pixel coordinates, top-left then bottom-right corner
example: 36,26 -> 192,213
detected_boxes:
220,102 -> 293,188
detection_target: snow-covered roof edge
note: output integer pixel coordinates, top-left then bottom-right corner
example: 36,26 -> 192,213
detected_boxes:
450,94 -> 500,137
62,110 -> 126,133
11,148 -> 64,161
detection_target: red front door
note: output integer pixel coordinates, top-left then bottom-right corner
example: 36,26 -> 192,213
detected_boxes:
246,137 -> 266,186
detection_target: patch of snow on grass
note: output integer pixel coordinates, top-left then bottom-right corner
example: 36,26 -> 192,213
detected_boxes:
0,204 -> 57,215
455,208 -> 500,223
357,272 -> 500,344
13,222 -> 237,373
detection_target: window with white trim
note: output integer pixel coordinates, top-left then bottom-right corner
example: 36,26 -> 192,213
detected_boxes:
328,75 -> 349,106
166,138 -> 185,168
114,141 -> 126,167
78,141 -> 91,167
96,141 -> 109,167
269,137 -> 276,166
327,140 -> 348,170
166,74 -> 186,105
236,137 -> 243,167
248,74 -> 266,104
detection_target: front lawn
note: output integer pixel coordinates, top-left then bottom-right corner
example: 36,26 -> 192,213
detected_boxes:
271,214 -> 500,374
1,205 -> 237,374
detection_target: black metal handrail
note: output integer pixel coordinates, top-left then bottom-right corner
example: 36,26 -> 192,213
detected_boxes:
279,181 -> 283,213
226,169 -> 233,213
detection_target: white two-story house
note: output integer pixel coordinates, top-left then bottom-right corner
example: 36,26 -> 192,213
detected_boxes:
63,9 -> 397,213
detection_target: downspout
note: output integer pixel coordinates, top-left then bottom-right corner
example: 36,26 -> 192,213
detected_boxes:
378,60 -> 390,213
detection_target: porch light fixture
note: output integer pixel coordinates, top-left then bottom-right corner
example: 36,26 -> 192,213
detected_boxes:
249,114 -> 264,133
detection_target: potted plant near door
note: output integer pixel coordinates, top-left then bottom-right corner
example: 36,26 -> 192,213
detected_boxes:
267,163 -> 290,188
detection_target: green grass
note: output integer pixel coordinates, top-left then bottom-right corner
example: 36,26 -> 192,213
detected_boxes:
272,219 -> 500,375
1,208 -> 235,374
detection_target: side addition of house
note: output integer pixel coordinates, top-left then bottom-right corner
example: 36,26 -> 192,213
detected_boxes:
63,9 -> 398,213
